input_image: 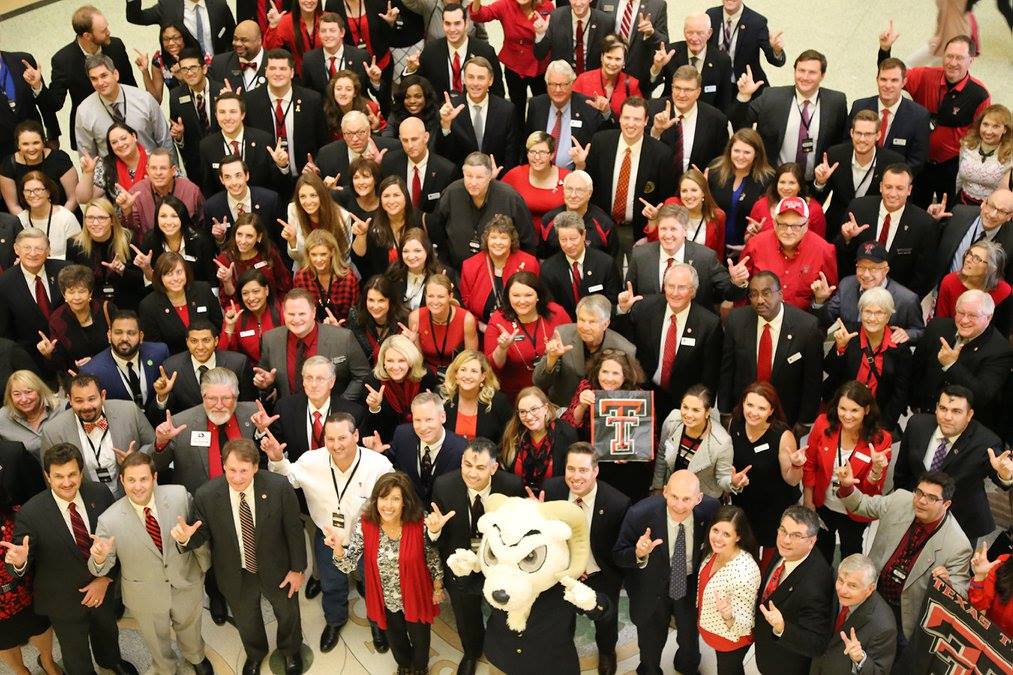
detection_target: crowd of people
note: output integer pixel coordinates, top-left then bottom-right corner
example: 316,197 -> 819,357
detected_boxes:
0,0 -> 1011,674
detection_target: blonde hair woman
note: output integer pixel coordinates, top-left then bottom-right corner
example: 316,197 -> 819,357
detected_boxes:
291,228 -> 359,324
441,350 -> 509,440
364,334 -> 439,442
0,370 -> 64,460
66,198 -> 145,308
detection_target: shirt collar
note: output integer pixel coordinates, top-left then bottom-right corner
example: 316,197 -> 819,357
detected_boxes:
467,93 -> 489,109
566,248 -> 587,267
931,426 -> 963,447
229,481 -> 255,502
688,46 -> 707,62
667,302 -> 691,325
111,351 -> 140,370
324,45 -> 344,59
879,97 -> 902,116
668,509 -> 694,528
879,201 -> 906,218
723,7 -> 743,24
758,303 -> 785,331
191,353 -> 215,371
227,188 -> 251,210
450,38 -> 469,59
673,103 -> 697,122
421,429 -> 446,453
467,482 -> 492,502
570,483 -> 597,504
794,88 -> 818,105
782,551 -> 811,576
21,265 -> 45,287
852,150 -> 874,169
409,152 -> 429,172
52,490 -> 84,513
129,494 -> 156,521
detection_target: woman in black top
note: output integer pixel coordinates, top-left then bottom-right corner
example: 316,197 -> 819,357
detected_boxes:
707,128 -> 774,255
381,75 -> 440,143
442,350 -> 512,442
348,274 -> 410,364
66,198 -> 146,310
340,157 -> 381,223
0,120 -> 77,215
352,175 -> 422,280
362,335 -> 439,442
137,195 -> 217,285
138,252 -> 222,354
385,227 -> 458,311
39,265 -> 116,380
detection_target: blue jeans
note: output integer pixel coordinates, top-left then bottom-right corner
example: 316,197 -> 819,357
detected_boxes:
313,529 -> 364,626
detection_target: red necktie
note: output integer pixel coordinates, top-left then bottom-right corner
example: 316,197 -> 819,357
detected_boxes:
570,260 -> 581,304
230,139 -> 240,155
240,60 -> 257,71
34,275 -> 51,319
877,109 -> 889,147
761,561 -> 784,603
835,605 -> 850,632
67,502 -> 92,559
274,98 -> 287,141
328,56 -> 338,78
660,313 -> 678,386
144,507 -> 163,553
575,19 -> 585,74
620,0 -> 634,41
877,213 -> 892,247
611,148 -> 631,224
550,109 -> 562,149
757,322 -> 773,382
311,411 -> 324,448
208,424 -> 224,479
451,51 -> 462,93
411,166 -> 422,208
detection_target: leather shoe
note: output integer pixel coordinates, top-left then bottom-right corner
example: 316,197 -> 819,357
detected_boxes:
597,652 -> 617,675
370,622 -> 389,653
457,657 -> 478,675
108,662 -> 138,675
304,576 -> 321,599
283,654 -> 303,675
193,657 -> 214,675
320,623 -> 344,652
209,594 -> 228,626
241,657 -> 262,675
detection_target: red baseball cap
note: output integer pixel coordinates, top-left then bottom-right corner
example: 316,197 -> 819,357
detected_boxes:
775,196 -> 810,220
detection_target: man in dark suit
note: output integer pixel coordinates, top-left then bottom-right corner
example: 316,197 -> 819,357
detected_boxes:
525,62 -> 606,170
893,386 -> 1010,546
126,0 -> 236,56
931,189 -> 1013,287
380,117 -> 459,214
812,110 -> 905,240
50,6 -> 137,150
849,58 -> 931,175
645,13 -> 733,111
0,230 -> 66,380
315,110 -> 401,189
911,294 -> 1013,430
542,443 -> 629,675
540,212 -> 620,320
647,66 -> 729,182
427,437 -> 525,675
754,505 -> 834,675
532,0 -> 609,77
835,164 -> 938,296
403,3 -> 504,99
203,155 -> 283,233
614,470 -> 719,675
0,439 -> 46,511
719,271 -> 822,433
208,20 -> 268,93
4,443 -> 137,675
596,0 -> 667,85
300,13 -> 373,97
168,48 -> 226,182
435,56 -> 519,172
576,96 -> 675,252
375,392 -> 467,503
0,50 -> 60,156
243,49 -> 329,176
730,49 -> 848,182
706,0 -> 785,99
809,554 -> 897,675
172,439 -> 306,675
620,262 -> 722,424
154,321 -> 256,413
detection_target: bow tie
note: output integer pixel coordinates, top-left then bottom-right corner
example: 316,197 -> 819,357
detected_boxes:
83,418 -> 109,433
239,61 -> 257,70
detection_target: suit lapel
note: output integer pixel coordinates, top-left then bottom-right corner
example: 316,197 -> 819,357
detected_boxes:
770,312 -> 797,379
42,491 -> 84,559
646,244 -> 662,292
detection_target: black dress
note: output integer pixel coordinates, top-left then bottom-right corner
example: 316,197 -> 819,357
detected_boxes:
729,418 -> 800,547
0,151 -> 75,208
48,301 -> 115,374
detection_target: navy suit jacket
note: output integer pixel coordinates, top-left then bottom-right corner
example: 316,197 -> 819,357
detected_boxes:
81,343 -> 169,404
849,96 -> 930,174
203,186 -> 282,232
386,424 -> 468,503
0,52 -> 60,156
705,5 -> 785,94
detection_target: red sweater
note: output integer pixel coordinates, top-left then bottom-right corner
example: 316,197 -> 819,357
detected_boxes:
740,229 -> 838,310
264,13 -> 322,75
748,195 -> 827,240
469,0 -> 554,77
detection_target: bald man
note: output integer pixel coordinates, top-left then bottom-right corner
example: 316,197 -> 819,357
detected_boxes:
380,117 -> 460,214
614,470 -> 720,675
646,13 -> 734,111
209,20 -> 267,92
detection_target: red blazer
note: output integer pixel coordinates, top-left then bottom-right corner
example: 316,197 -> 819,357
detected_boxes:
803,414 -> 891,523
572,69 -> 642,118
459,251 -> 540,321
469,0 -> 554,77
652,196 -> 726,256
264,13 -> 323,75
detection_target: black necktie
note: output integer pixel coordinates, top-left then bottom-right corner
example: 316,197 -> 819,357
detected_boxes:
669,523 -> 687,600
110,101 -> 124,123
470,493 -> 484,538
294,340 -> 307,393
125,361 -> 143,406
198,364 -> 209,382
195,92 -> 210,132
420,445 -> 433,494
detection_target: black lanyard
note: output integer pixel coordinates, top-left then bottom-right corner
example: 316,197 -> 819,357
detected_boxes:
101,89 -> 128,123
854,156 -> 877,194
79,416 -> 110,466
796,92 -> 821,134
485,255 -> 505,311
31,206 -> 54,239
516,317 -> 542,349
222,135 -> 246,159
427,307 -> 453,360
330,452 -> 362,506
688,216 -> 706,244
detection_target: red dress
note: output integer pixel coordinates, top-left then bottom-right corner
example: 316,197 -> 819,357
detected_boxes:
501,165 -> 569,241
469,0 -> 554,77
417,306 -> 469,374
748,196 -> 827,239
572,69 -> 642,118
483,303 -> 570,399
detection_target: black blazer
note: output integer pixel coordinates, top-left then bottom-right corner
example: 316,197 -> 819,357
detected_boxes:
324,0 -> 393,65
0,260 -> 67,376
379,149 -> 460,214
932,206 -> 1013,286
159,349 -> 256,413
910,319 -> 1013,433
126,0 -> 236,55
0,213 -> 21,270
49,37 -> 137,150
316,136 -> 402,189
810,591 -> 897,675
647,100 -> 729,181
525,92 -> 606,151
625,239 -> 745,308
753,551 -> 835,675
0,440 -> 46,508
705,5 -> 785,94
184,471 -> 306,600
595,0 -> 667,84
0,52 -> 60,156
208,50 -> 267,93
540,247 -> 620,320
649,42 -> 734,112
542,477 -> 629,588
198,126 -> 292,196
361,372 -> 440,442
835,196 -> 938,296
168,79 -> 226,181
719,304 -> 823,426
0,337 -> 36,397
300,45 -> 372,97
443,391 -> 513,443
236,0 -> 290,23
413,37 -> 504,99
532,7 -> 610,74
435,92 -> 520,171
268,392 -> 365,464
138,281 -> 224,355
823,336 -> 912,434
140,228 -> 218,285
893,414 -> 1006,540
243,84 -> 329,173
850,96 -> 931,174
613,493 -> 720,626
708,171 -> 769,246
386,423 -> 469,503
812,141 -> 905,240
585,130 -> 676,241
203,186 -> 283,232
10,481 -> 115,619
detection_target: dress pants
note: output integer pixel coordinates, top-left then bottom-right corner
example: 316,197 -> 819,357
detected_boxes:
384,608 -> 431,670
503,67 -> 546,128
229,569 -> 303,661
635,579 -> 700,675
50,603 -> 122,675
816,506 -> 867,564
584,571 -> 620,655
132,582 -> 206,675
714,643 -> 750,675
447,586 -> 485,659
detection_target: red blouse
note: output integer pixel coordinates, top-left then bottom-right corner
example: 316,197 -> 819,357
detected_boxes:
469,0 -> 554,77
418,306 -> 469,373
214,250 -> 293,305
217,303 -> 279,363
969,554 -> 1013,636
483,303 -> 570,400
263,13 -> 323,75
572,69 -> 642,118
459,251 -> 541,322
501,165 -> 569,240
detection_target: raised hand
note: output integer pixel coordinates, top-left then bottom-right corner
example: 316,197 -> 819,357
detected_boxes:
266,6 -> 285,28
715,591 -> 733,621
650,101 -> 679,137
889,326 -> 910,344
811,271 -> 837,304
133,49 -> 149,70
397,321 -> 418,344
404,52 -> 421,74
440,91 -> 465,128
170,516 -> 202,545
80,149 -> 97,175
365,383 -> 386,411
36,331 -> 57,358
589,95 -> 610,113
425,502 -> 456,534
578,388 -> 596,408
362,431 -> 390,453
250,399 -> 280,433
814,152 -> 839,185
636,11 -> 654,37
364,55 -> 382,83
260,429 -> 287,461
869,446 -> 890,474
840,212 -> 871,243
840,627 -> 865,664
788,446 -> 807,467
277,218 -> 297,245
835,462 -> 857,489
931,565 -> 951,582
727,255 -> 751,286
652,42 -> 676,71
155,410 -> 187,447
214,258 -> 236,284
379,1 -> 400,25
743,215 -> 766,241
635,527 -> 664,560
350,214 -> 370,237
252,366 -> 278,390
730,464 -> 752,489
279,570 -> 303,597
113,440 -> 138,465
322,307 -> 345,327
495,328 -> 520,352
302,153 -> 320,177
489,154 -> 503,179
987,447 -> 1013,482
267,139 -> 290,169
170,116 -> 185,142
736,65 -> 764,98
532,12 -> 548,36
569,137 -> 590,167
210,217 -> 229,242
100,259 -> 127,275
769,29 -> 785,55
21,59 -> 42,89
971,541 -> 997,580
758,601 -> 784,633
545,330 -> 574,360
926,193 -> 953,221
936,337 -> 963,368
0,535 -> 29,567
130,244 -> 153,272
879,19 -> 900,51
524,486 -> 545,502
114,183 -> 137,214
617,281 -> 644,313
89,533 -> 115,563
153,365 -> 177,400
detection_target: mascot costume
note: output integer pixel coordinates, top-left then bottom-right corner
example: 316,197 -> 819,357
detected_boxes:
447,495 -> 612,675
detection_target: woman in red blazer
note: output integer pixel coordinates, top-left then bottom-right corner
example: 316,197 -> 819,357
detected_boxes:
647,168 -> 726,256
803,380 -> 891,563
459,215 -> 540,327
264,0 -> 323,76
572,35 -> 642,119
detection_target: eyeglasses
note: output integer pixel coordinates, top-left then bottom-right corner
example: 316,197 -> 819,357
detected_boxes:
177,64 -> 203,73
747,289 -> 777,299
672,85 -> 699,95
954,309 -> 986,320
963,250 -> 985,265
202,395 -> 236,405
563,186 -> 590,194
861,308 -> 889,318
22,187 -> 47,196
546,81 -> 572,89
17,244 -> 47,254
913,489 -> 944,504
343,128 -> 369,138
85,215 -> 112,223
777,526 -> 815,542
527,149 -> 552,157
852,131 -> 879,139
302,375 -> 333,384
774,220 -> 808,230
855,264 -> 887,274
517,403 -> 547,418
982,200 -> 1013,217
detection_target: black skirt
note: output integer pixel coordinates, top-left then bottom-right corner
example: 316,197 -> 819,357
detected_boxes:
0,605 -> 50,649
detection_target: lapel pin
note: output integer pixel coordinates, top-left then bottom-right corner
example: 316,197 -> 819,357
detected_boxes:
164,308 -> 170,314
146,359 -> 153,366
261,493 -> 267,500
598,508 -> 604,515
586,269 -> 592,276
686,327 -> 692,334
787,334 -> 793,340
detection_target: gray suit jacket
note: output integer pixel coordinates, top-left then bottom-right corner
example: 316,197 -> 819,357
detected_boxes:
40,400 -> 155,497
818,276 -> 925,343
258,325 -> 370,401
532,325 -> 636,407
809,591 -> 897,675
625,240 -> 747,308
89,484 -> 209,614
842,489 -> 971,638
153,402 -> 258,494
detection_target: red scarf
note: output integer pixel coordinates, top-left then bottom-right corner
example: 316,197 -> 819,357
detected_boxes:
362,518 -> 438,628
855,327 -> 896,396
116,144 -> 148,191
385,378 -> 422,417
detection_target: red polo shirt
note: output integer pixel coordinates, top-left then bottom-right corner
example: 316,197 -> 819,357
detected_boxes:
740,230 -> 838,310
286,323 -> 319,394
903,67 -> 990,163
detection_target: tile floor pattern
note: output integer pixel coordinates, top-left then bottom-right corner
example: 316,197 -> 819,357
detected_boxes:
1,0 -> 1010,673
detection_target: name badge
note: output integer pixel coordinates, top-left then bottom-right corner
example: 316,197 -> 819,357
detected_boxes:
218,27 -> 226,38
896,247 -> 912,255
892,138 -> 907,146
853,452 -> 871,463
179,95 -> 192,103
801,138 -> 814,153
570,119 -> 583,128
211,163 -> 220,169
427,192 -> 441,200
469,238 -> 481,251
240,329 -> 256,337
786,352 -> 802,364
704,84 -> 717,93
333,355 -> 347,364
892,568 -> 907,582
96,466 -> 113,483
603,3 -> 614,10
332,511 -> 346,529
254,260 -> 269,269
103,286 -> 115,295
754,443 -> 770,453
191,431 -> 212,447
588,283 -> 604,292
196,305 -> 208,313
183,254 -> 197,262
681,336 -> 696,346
513,334 -> 525,342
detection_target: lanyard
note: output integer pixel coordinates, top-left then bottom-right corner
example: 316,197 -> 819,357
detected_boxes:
79,416 -> 110,466
330,452 -> 362,507
427,307 -> 453,360
31,206 -> 54,239
796,93 -> 821,134
688,216 -> 706,244
485,255 -> 504,311
101,89 -> 128,123
854,156 -> 877,194
222,136 -> 246,159
314,273 -> 336,309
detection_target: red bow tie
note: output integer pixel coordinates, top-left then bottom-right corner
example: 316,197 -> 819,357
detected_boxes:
83,418 -> 109,433
239,61 -> 257,70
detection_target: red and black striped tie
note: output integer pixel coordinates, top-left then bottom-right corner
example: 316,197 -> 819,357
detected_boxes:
67,502 -> 91,559
144,507 -> 163,553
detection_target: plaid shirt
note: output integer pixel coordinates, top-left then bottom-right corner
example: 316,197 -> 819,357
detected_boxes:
292,268 -> 359,324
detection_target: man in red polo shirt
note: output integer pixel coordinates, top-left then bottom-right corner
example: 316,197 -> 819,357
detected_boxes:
740,196 -> 837,310
877,28 -> 991,208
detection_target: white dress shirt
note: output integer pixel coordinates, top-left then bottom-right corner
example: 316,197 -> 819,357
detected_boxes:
652,303 -> 690,386
54,490 -> 91,537
877,97 -> 902,139
191,354 -> 216,383
851,151 -> 876,198
228,482 -> 257,570
779,89 -> 823,177
76,415 -> 119,492
467,94 -> 490,145
111,351 -> 149,405
447,39 -> 470,87
922,426 -> 963,471
612,135 -> 644,223
673,104 -> 698,173
184,0 -> 214,55
755,303 -> 785,372
721,6 -> 744,67
241,50 -> 265,90
875,202 -> 905,252
657,242 -> 685,288
407,153 -> 429,195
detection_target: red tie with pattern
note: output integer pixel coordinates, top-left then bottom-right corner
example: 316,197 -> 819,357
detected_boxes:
311,411 -> 324,448
659,314 -> 678,386
144,507 -> 163,553
451,51 -> 462,93
411,166 -> 422,208
67,502 -> 92,559
328,56 -> 338,78
34,275 -> 51,319
877,109 -> 889,147
230,139 -> 240,155
550,109 -> 563,149
274,98 -> 287,142
570,260 -> 581,304
611,148 -> 631,224
620,0 -> 634,41
575,19 -> 585,74
835,605 -> 850,632
877,213 -> 892,247
762,561 -> 784,603
757,322 -> 773,382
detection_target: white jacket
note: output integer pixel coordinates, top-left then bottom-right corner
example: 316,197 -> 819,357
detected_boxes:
697,549 -> 761,643
654,409 -> 735,498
